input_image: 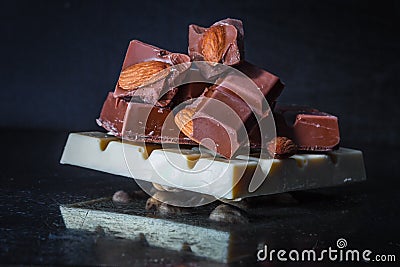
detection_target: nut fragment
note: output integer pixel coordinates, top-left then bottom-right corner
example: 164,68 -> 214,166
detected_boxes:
267,136 -> 297,159
112,190 -> 132,204
118,60 -> 171,90
145,196 -> 183,215
174,108 -> 195,138
209,204 -> 249,224
145,196 -> 162,211
201,25 -> 226,63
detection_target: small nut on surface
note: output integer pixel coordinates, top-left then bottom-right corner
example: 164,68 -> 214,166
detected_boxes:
209,204 -> 249,224
267,136 -> 298,159
145,197 -> 183,215
174,108 -> 195,138
158,203 -> 183,215
145,197 -> 162,211
201,25 -> 226,63
112,190 -> 132,204
118,60 -> 171,90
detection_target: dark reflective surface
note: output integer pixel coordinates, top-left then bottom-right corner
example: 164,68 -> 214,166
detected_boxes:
0,130 -> 399,266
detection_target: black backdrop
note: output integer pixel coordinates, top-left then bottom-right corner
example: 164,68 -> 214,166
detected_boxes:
1,2 -> 400,264
1,0 -> 399,148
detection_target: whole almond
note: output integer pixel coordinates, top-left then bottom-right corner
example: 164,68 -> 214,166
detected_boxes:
174,108 -> 196,138
201,25 -> 226,63
267,137 -> 297,159
118,61 -> 171,90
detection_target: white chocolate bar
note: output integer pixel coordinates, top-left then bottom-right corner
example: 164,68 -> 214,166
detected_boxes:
60,132 -> 366,199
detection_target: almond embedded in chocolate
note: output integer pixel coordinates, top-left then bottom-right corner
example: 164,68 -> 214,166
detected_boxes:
118,60 -> 171,90
188,18 -> 245,66
201,25 -> 226,63
174,107 -> 195,138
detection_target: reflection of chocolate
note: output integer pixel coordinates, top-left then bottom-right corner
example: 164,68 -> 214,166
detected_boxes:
273,104 -> 340,151
97,92 -> 195,144
175,62 -> 284,158
188,18 -> 244,65
113,40 -> 191,107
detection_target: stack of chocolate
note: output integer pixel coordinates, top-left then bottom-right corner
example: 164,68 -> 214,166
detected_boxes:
97,18 -> 340,159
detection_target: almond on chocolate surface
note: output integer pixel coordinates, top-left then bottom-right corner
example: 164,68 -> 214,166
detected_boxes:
267,136 -> 298,159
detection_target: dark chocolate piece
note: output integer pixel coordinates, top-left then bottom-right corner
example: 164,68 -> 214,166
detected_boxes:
114,40 -> 191,107
97,92 -> 196,144
175,62 -> 284,158
273,104 -> 340,151
188,18 -> 244,65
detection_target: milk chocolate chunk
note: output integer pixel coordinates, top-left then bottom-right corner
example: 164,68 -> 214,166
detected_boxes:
175,89 -> 259,158
172,82 -> 210,105
235,61 -> 285,104
188,18 -> 244,65
169,69 -> 211,106
274,104 -> 340,151
114,40 -> 191,107
175,62 -> 284,158
97,92 -> 195,144
96,92 -> 128,136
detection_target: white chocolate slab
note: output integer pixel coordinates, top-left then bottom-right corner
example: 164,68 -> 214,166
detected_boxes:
60,132 -> 366,199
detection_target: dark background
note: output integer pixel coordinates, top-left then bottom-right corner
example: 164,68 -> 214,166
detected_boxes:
1,0 -> 399,147
1,0 -> 399,266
